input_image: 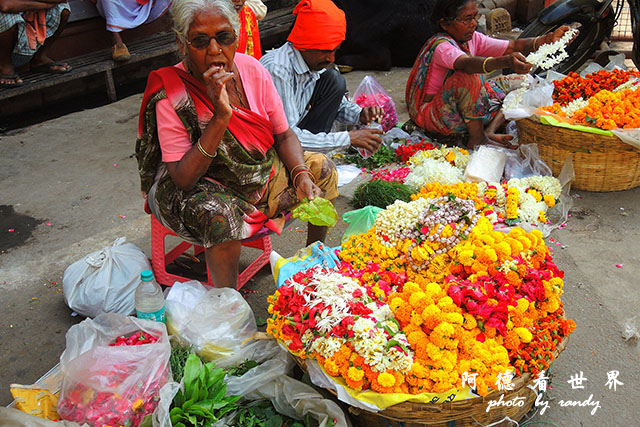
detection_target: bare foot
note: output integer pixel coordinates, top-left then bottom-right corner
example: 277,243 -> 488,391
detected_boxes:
0,62 -> 22,86
31,53 -> 71,72
486,132 -> 517,149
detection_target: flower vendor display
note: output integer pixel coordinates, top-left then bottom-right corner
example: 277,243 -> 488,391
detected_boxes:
267,196 -> 575,409
541,69 -> 640,129
57,314 -> 170,427
525,29 -> 578,70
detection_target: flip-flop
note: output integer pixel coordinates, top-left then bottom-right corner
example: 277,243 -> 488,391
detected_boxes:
31,61 -> 72,74
0,73 -> 24,88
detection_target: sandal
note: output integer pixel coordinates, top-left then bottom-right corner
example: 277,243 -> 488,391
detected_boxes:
0,73 -> 24,88
112,43 -> 131,62
31,61 -> 72,74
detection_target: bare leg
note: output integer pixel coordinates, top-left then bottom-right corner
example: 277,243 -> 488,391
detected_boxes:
205,240 -> 241,288
466,119 -> 488,149
31,9 -> 71,71
0,25 -> 21,85
485,110 -> 515,146
111,31 -> 131,61
307,224 -> 328,246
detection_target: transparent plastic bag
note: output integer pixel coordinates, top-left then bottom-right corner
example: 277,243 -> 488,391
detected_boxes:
62,237 -> 151,318
341,206 -> 383,243
503,143 -> 552,180
164,282 -> 257,367
353,75 -> 398,131
57,314 -> 170,427
502,75 -> 554,120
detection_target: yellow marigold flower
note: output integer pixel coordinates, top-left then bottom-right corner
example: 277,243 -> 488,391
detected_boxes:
409,291 -> 427,309
507,238 -> 524,255
437,296 -> 455,312
514,327 -> 533,343
347,366 -> 365,382
549,277 -> 564,291
516,298 -> 529,314
407,330 -> 428,346
425,282 -> 443,298
421,304 -> 442,330
445,151 -> 456,163
132,399 -> 144,412
410,310 -> 424,326
462,313 -> 477,330
543,194 -> 556,207
389,297 -> 405,312
323,358 -> 340,377
528,189 -> 542,202
444,312 -> 464,325
404,281 -> 421,294
434,322 -> 455,338
378,372 -> 396,387
458,249 -> 475,266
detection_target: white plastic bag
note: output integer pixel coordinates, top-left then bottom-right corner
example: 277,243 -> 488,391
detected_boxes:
502,75 -> 554,120
165,282 -> 258,367
464,146 -> 508,183
353,75 -> 398,131
63,237 -> 151,317
503,143 -> 552,180
57,313 -> 170,427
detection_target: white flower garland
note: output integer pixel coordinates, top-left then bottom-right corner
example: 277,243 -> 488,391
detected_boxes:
561,97 -> 588,117
526,29 -> 579,70
404,157 -> 464,189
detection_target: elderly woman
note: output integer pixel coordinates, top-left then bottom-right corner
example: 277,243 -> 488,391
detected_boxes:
136,0 -> 338,288
405,0 -> 572,148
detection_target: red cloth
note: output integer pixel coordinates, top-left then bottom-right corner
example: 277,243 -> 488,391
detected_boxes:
237,5 -> 262,59
287,0 -> 346,51
138,66 -> 274,155
22,11 -> 47,50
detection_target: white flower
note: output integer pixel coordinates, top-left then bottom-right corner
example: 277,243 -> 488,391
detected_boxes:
561,97 -> 588,117
405,158 -> 464,189
526,29 -> 579,70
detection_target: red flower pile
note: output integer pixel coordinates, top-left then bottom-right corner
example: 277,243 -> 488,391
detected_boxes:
394,139 -> 436,162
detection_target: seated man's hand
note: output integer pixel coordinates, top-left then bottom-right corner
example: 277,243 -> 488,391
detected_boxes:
359,106 -> 384,125
349,128 -> 383,154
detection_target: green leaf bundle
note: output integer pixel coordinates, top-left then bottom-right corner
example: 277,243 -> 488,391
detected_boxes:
292,197 -> 338,227
343,144 -> 398,169
351,179 -> 414,209
170,354 -> 241,427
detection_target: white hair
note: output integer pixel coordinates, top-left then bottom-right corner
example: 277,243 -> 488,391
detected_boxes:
171,0 -> 240,43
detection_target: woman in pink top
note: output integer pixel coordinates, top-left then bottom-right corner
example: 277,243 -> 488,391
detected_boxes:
406,0 -> 572,148
136,0 -> 338,288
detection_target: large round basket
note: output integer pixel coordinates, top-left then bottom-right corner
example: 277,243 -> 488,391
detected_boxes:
516,116 -> 640,192
295,337 -> 568,427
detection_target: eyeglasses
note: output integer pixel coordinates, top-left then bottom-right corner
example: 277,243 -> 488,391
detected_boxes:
187,31 -> 237,50
454,13 -> 481,26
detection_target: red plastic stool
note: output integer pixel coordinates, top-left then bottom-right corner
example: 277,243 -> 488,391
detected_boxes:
150,214 -> 273,290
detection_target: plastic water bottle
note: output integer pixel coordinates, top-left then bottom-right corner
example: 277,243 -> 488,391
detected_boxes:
357,121 -> 384,159
135,270 -> 166,323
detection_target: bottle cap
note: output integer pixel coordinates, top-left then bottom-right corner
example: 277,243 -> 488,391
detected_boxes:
141,270 -> 154,281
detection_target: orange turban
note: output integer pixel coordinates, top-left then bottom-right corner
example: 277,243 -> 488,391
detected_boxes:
287,0 -> 346,51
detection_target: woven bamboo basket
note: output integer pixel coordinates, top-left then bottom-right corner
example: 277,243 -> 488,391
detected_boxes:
516,116 -> 640,192
295,337 -> 568,427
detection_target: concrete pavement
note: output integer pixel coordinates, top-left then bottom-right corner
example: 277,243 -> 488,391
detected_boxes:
1,67 -> 639,426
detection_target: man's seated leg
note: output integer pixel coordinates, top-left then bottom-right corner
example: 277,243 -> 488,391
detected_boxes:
0,16 -> 21,86
297,67 -> 346,133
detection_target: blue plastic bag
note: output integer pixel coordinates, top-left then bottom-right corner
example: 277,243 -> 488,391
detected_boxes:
271,242 -> 340,288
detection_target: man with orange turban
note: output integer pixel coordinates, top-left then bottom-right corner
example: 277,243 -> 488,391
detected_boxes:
260,0 -> 383,153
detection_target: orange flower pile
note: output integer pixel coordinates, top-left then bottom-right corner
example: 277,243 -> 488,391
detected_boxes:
571,89 -> 640,129
551,69 -> 640,105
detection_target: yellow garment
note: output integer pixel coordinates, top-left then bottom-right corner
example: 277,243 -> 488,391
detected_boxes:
10,384 -> 59,421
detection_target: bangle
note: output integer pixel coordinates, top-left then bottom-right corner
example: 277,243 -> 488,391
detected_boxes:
196,140 -> 216,159
533,36 -> 540,51
293,169 -> 316,190
289,164 -> 309,177
482,57 -> 493,74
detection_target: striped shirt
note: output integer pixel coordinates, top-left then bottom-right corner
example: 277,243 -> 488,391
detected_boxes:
260,42 -> 362,152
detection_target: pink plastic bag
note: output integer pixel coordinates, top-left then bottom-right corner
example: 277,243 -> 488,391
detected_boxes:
353,75 -> 398,132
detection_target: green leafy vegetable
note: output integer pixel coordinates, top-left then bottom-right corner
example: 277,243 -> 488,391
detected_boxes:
169,345 -> 193,383
170,354 -> 241,426
351,179 -> 414,209
225,359 -> 260,377
232,400 -> 307,427
292,197 -> 338,227
343,144 -> 398,169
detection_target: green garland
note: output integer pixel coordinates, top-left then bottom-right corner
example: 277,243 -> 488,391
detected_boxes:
351,179 -> 414,209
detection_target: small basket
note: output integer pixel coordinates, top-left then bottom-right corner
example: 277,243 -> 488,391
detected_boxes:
295,337 -> 568,427
516,116 -> 640,192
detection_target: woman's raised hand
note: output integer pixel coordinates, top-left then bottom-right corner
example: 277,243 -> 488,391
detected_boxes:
509,52 -> 533,74
202,65 -> 234,120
